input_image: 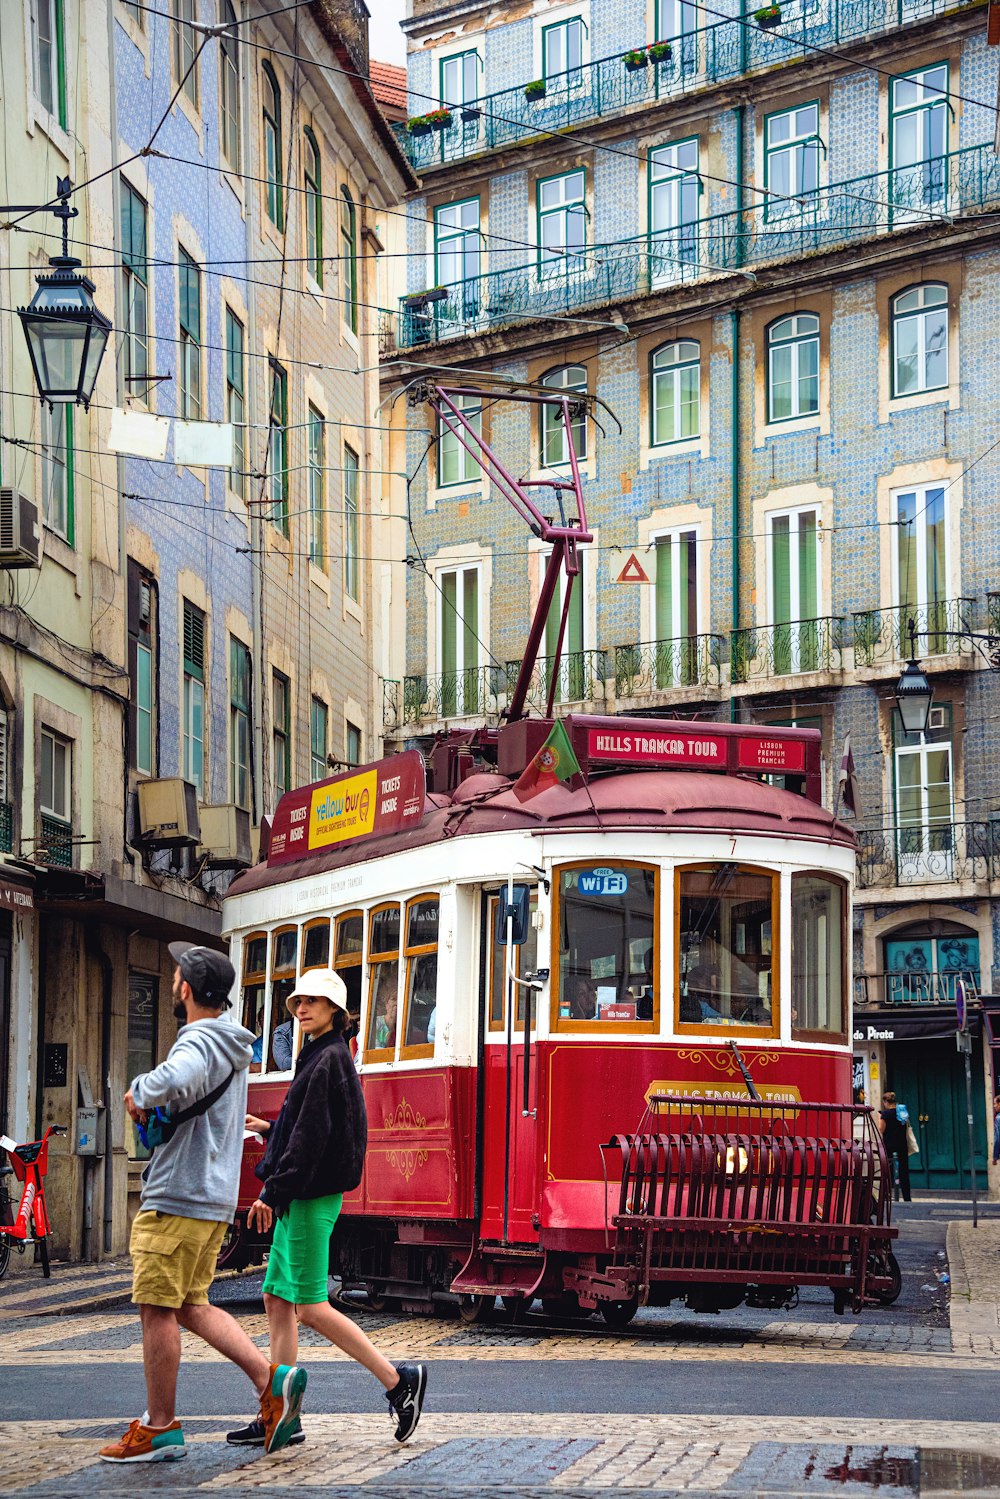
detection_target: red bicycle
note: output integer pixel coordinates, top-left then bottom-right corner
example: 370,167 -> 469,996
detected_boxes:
0,1125 -> 66,1279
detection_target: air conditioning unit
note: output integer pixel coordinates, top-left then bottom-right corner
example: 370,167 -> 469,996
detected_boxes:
197,804 -> 252,868
136,778 -> 200,846
0,489 -> 40,569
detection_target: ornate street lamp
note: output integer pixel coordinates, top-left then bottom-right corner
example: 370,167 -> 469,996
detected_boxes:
895,618 -> 933,736
14,178 -> 111,410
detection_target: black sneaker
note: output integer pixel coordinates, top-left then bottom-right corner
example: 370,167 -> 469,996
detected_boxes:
386,1363 -> 426,1444
226,1417 -> 304,1447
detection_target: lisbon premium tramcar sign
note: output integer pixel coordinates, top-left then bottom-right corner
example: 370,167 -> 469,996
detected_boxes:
267,750 -> 425,866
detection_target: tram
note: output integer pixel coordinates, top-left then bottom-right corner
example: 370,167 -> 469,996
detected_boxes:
222,715 -> 897,1322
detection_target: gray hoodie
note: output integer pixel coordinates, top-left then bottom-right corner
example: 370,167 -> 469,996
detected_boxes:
132,1017 -> 254,1223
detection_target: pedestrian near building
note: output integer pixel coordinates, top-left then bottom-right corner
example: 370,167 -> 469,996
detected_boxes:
230,968 -> 427,1449
991,1094 -> 1000,1165
100,943 -> 306,1464
878,1090 -> 913,1203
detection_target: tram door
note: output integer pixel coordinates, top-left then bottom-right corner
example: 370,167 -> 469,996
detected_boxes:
479,890 -> 540,1244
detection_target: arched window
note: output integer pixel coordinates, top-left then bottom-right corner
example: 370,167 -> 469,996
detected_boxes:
651,340 -> 700,445
303,126 -> 323,285
540,365 -> 587,467
262,62 -> 283,229
766,312 -> 819,423
340,187 -> 358,334
892,283 -> 948,397
219,1 -> 241,172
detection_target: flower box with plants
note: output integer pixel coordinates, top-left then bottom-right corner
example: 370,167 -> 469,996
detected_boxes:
647,40 -> 673,62
403,287 -> 450,309
623,48 -> 648,70
407,108 -> 453,134
524,78 -> 547,101
753,4 -> 782,26
461,105 -> 481,121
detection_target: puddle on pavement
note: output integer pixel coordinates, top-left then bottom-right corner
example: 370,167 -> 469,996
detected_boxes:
919,1448 -> 1000,1491
821,1449 -> 918,1488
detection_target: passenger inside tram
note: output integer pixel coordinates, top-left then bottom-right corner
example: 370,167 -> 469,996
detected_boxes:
569,977 -> 598,1019
677,865 -> 774,1029
370,965 -> 399,1050
557,863 -> 656,1024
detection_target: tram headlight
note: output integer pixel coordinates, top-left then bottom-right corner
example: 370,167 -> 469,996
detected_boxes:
722,1145 -> 749,1176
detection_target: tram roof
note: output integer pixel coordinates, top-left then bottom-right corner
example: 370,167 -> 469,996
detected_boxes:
227,767 -> 854,899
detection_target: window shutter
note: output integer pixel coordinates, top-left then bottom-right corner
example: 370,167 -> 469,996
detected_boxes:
656,537 -> 673,641
0,712 -> 8,804
183,601 -> 205,681
681,531 -> 696,635
441,572 -> 458,677
799,513 -> 818,618
771,517 -> 791,624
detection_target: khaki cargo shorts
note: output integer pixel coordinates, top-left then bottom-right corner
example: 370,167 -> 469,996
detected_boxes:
130,1209 -> 227,1308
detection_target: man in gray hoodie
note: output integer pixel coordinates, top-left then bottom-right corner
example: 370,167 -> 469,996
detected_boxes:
100,942 -> 306,1465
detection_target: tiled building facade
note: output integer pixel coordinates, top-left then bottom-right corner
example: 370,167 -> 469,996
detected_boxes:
383,0 -> 1000,1190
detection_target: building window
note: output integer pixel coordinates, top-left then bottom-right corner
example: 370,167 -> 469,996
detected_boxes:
172,0 -> 199,107
890,63 -> 948,212
440,49 -> 479,107
308,406 -> 325,566
766,313 -> 819,423
657,0 -> 696,40
768,508 -> 820,672
543,557 -> 585,702
262,61 -> 283,229
219,0 -> 241,170
791,873 -> 845,1037
344,443 -> 359,602
541,366 -> 587,467
178,248 -> 202,420
401,895 -> 439,1053
537,170 -> 587,280
121,0 -> 144,27
676,864 -> 778,1033
229,637 -> 251,810
39,728 -> 70,821
40,403 -> 73,543
303,126 -> 323,285
434,198 -> 480,328
438,392 -> 482,487
654,527 -> 698,652
30,0 -> 66,126
120,180 -> 148,397
182,599 -> 206,799
340,188 -> 358,334
268,359 -> 288,533
893,484 -> 948,644
225,307 -> 245,496
128,560 -> 158,776
894,709 -> 953,883
764,103 -> 821,219
892,284 -> 948,397
542,17 -> 585,85
310,697 -> 328,782
554,862 -> 658,1031
126,975 -> 157,1159
346,721 -> 361,767
272,670 -> 290,803
651,340 -> 699,445
439,565 -> 480,717
649,139 -> 700,283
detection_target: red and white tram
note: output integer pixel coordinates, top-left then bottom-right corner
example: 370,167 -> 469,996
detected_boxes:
222,716 -> 897,1322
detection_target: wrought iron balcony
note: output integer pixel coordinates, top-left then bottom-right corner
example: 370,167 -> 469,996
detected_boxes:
615,635 -> 724,696
382,679 -> 401,733
854,968 -> 980,1008
39,814 -> 73,868
0,802 -> 12,855
401,666 -> 506,725
731,617 -> 845,684
394,143 -> 999,349
856,818 -> 1000,889
505,650 -> 607,711
852,597 -> 974,668
988,591 -> 1000,638
396,0 -> 978,171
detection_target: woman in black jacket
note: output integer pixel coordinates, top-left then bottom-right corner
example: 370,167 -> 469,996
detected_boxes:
227,968 -> 426,1450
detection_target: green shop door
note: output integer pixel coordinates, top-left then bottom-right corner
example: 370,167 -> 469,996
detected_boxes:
889,1038 -> 988,1192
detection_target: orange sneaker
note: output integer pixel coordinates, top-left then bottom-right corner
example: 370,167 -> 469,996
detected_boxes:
259,1362 -> 308,1454
99,1417 -> 186,1463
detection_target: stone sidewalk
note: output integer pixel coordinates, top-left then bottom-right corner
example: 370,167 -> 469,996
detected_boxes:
944,1218 -> 1000,1347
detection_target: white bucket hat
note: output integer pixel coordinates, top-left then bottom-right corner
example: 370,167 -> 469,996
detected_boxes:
285,967 -> 349,1015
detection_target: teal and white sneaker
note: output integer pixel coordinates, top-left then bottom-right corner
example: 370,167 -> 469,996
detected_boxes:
99,1416 -> 186,1462
261,1362 -> 308,1454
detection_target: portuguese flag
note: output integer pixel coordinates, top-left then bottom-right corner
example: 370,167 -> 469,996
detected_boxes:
513,720 -> 581,803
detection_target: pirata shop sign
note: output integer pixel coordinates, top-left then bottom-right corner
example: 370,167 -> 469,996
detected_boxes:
268,751 -> 425,865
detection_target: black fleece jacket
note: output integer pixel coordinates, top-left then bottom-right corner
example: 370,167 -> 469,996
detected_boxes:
256,1031 -> 367,1213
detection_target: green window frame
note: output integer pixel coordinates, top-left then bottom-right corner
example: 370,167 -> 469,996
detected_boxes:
891,283 -> 948,397
655,529 -> 698,640
120,179 -> 148,396
344,444 -> 360,601
182,599 -> 206,799
310,696 -> 328,782
346,721 -> 362,767
229,637 -> 252,811
262,61 -> 283,229
766,312 -> 819,423
30,0 -> 68,127
438,393 -> 482,487
178,248 -> 202,420
40,401 -> 74,545
541,18 -> 586,85
540,365 -> 587,467
225,307 -> 245,497
650,340 -> 699,445
272,670 -> 290,802
440,50 -> 479,108
439,565 -> 480,718
308,405 -> 326,566
656,0 -> 696,40
434,197 -> 480,287
172,0 -> 199,107
768,507 -> 820,673
128,561 -> 157,776
340,187 -> 358,334
763,102 -> 821,220
893,483 -> 947,625
268,359 -> 288,533
543,559 -> 585,703
304,126 -> 323,285
537,170 -> 586,280
648,138 -> 700,282
889,62 -> 948,211
219,0 -> 241,170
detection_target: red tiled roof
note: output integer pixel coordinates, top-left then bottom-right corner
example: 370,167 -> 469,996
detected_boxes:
369,60 -> 407,122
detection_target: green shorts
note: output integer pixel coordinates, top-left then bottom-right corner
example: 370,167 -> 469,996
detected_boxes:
262,1193 -> 343,1306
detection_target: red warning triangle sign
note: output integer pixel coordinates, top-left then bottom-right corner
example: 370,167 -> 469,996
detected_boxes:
616,552 -> 650,584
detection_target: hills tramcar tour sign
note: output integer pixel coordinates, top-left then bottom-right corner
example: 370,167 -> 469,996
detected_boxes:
268,750 -> 425,866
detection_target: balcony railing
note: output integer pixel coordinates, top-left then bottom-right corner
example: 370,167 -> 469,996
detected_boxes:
383,679 -> 401,733
505,650 -> 607,712
39,814 -> 73,869
401,666 -> 506,724
855,968 -> 980,1007
856,819 -> 1000,888
396,0 -> 978,171
615,634 -> 724,696
852,597 -> 974,668
731,617 -> 845,684
394,143 -> 1000,349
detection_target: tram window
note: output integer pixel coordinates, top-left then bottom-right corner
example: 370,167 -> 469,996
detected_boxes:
268,924 -> 299,1072
554,864 -> 657,1030
241,932 -> 267,1075
334,910 -> 364,1034
365,903 -> 400,1058
791,873 -> 846,1038
489,891 -> 539,1030
676,865 -> 778,1034
402,895 -> 439,1053
302,920 -> 331,971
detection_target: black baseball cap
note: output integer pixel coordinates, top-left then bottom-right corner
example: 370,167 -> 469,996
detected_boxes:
168,942 -> 235,1009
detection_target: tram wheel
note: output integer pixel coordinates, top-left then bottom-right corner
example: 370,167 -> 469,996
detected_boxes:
541,1292 -> 579,1319
501,1294 -> 531,1322
600,1295 -> 639,1329
457,1293 -> 492,1324
874,1252 -> 902,1307
0,1236 -> 9,1280
365,1288 -> 392,1312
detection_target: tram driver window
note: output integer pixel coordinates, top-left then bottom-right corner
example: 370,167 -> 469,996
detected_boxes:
241,933 -> 267,1074
489,890 -> 539,1031
402,895 -> 439,1053
791,872 -> 846,1038
555,863 -> 657,1029
334,911 -> 364,1040
365,903 -> 401,1058
268,925 -> 299,1071
676,865 -> 778,1033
